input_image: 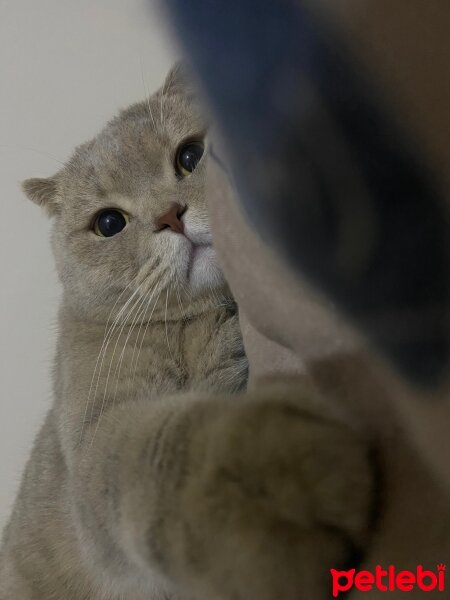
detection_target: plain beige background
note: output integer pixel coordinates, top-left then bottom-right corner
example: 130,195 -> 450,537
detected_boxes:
0,0 -> 175,530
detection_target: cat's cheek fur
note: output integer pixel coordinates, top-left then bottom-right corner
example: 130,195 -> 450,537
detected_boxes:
188,246 -> 224,292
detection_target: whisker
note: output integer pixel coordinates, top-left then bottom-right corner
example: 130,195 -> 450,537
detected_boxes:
139,53 -> 157,131
79,278 -> 140,443
87,286 -> 147,449
0,143 -> 67,167
175,276 -> 187,322
128,287 -> 163,398
164,286 -> 176,365
160,91 -> 165,129
86,282 -> 144,416
176,275 -> 194,302
127,284 -> 161,392
159,74 -> 170,130
110,286 -> 155,406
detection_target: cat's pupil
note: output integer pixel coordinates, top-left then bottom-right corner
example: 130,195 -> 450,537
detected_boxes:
178,142 -> 204,173
96,210 -> 127,237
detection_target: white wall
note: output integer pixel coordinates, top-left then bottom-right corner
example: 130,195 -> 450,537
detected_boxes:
0,0 -> 175,529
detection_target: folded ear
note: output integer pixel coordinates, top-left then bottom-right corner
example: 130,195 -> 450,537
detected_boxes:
21,177 -> 59,216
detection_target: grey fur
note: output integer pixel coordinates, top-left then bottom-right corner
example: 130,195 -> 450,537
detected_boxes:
0,68 -> 373,600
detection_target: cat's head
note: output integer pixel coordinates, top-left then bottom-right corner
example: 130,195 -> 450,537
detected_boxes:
22,65 -> 226,321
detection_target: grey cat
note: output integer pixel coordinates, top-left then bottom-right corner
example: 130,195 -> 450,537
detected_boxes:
0,67 -> 373,600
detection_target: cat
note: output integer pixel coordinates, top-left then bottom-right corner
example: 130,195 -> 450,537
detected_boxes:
0,66 -> 374,600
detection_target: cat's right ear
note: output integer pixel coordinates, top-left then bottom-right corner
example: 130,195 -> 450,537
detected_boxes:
21,177 -> 60,216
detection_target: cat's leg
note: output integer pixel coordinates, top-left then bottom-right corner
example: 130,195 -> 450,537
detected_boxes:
69,384 -> 374,600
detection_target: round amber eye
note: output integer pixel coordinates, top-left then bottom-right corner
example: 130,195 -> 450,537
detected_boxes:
94,209 -> 129,237
176,141 -> 204,176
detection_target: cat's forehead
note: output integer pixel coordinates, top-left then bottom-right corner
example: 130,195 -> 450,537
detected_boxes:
105,93 -> 202,146
63,88 -> 204,195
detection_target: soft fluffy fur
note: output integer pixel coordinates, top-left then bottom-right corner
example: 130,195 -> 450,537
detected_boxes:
0,68 -> 373,600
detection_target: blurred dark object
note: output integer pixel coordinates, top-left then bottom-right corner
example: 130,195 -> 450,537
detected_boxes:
160,0 -> 449,387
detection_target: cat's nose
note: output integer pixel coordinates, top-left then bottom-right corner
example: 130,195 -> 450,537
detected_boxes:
156,203 -> 186,234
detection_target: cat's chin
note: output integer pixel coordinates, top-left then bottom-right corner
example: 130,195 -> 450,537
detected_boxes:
186,244 -> 225,293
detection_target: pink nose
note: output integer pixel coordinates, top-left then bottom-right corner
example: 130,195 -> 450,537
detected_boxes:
156,203 -> 186,234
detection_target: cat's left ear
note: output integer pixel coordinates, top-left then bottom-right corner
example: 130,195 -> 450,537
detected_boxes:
21,176 -> 60,217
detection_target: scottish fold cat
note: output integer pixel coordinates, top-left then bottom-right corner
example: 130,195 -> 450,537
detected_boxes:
0,67 -> 372,600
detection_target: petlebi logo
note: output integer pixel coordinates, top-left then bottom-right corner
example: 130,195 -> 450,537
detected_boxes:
330,564 -> 446,597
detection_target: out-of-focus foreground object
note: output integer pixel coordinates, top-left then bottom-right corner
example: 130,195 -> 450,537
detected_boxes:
159,0 -> 449,388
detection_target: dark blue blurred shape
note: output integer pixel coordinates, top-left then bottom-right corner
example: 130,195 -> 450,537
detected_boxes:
162,0 -> 449,386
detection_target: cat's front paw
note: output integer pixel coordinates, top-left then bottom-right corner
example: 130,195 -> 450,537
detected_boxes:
175,387 -> 374,600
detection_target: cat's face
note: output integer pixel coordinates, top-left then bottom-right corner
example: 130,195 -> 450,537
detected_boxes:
23,67 -> 225,321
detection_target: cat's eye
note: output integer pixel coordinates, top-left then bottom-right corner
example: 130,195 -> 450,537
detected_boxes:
93,209 -> 129,237
175,141 -> 204,176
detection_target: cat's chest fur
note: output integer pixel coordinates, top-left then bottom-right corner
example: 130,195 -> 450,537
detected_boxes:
55,302 -> 247,438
